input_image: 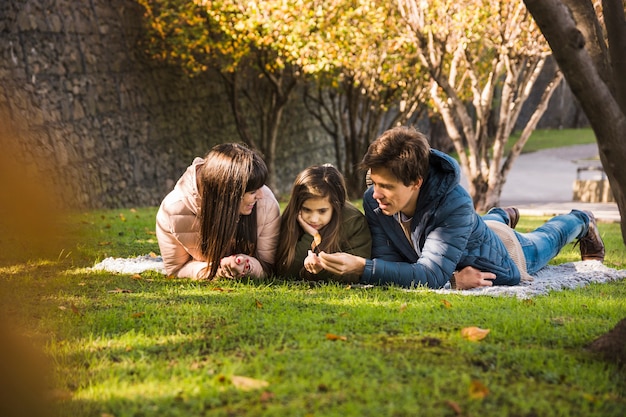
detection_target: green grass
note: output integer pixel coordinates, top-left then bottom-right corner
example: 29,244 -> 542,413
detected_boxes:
509,127 -> 597,154
1,187 -> 625,416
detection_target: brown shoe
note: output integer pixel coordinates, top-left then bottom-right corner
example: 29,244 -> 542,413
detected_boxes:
577,211 -> 605,262
503,207 -> 520,229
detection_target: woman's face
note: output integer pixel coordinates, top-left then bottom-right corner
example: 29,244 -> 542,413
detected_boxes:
300,196 -> 334,232
239,188 -> 263,216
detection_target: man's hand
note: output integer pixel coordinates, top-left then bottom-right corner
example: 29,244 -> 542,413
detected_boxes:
317,251 -> 366,276
453,266 -> 496,289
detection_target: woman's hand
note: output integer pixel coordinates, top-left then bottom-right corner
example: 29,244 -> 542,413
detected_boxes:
217,255 -> 251,279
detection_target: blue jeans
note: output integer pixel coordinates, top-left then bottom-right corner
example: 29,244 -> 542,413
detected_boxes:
483,208 -> 590,274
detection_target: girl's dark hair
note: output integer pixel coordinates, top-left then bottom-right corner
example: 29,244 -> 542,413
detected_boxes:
197,143 -> 268,279
277,164 -> 347,272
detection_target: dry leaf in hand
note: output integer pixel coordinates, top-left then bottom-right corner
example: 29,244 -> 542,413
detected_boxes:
461,326 -> 490,341
469,379 -> 490,399
311,233 -> 322,254
231,375 -> 269,391
445,400 -> 462,415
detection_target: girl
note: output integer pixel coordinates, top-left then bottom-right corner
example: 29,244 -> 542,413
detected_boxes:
277,164 -> 371,283
156,143 -> 281,279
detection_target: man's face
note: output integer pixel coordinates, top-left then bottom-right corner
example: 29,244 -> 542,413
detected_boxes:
369,167 -> 421,217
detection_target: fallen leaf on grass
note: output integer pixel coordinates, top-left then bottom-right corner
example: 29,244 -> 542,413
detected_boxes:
259,391 -> 275,402
399,302 -> 408,312
325,333 -> 347,341
461,326 -> 490,341
255,299 -> 263,309
131,274 -> 142,280
214,287 -> 234,292
445,400 -> 462,415
118,213 -> 126,222
98,241 -> 112,246
70,304 -> 82,316
131,312 -> 145,318
107,288 -> 132,293
230,375 -> 269,391
469,379 -> 489,399
211,287 -> 234,292
441,299 -> 452,309
149,251 -> 158,257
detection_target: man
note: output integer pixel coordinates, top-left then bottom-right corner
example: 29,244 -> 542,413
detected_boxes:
317,126 -> 605,289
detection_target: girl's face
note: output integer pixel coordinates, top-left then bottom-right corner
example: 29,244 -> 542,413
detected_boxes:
300,196 -> 333,231
239,188 -> 263,216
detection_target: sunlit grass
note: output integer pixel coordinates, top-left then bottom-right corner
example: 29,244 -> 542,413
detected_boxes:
0,192 -> 624,416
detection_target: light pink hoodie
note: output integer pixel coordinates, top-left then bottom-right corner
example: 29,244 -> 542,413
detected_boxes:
156,157 -> 280,278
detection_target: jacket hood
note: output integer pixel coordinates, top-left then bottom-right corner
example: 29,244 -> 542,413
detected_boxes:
415,149 -> 461,212
174,157 -> 204,214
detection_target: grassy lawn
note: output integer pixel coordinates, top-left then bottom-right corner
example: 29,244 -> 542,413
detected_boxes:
508,127 -> 597,153
0,128 -> 622,417
1,202 -> 624,417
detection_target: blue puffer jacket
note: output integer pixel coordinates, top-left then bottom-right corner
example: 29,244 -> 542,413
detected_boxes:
360,149 -> 520,289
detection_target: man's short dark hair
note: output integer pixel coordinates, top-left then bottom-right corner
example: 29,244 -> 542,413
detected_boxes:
360,126 -> 431,186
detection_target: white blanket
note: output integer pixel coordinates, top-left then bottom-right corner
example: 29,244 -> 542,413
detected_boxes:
91,256 -> 625,299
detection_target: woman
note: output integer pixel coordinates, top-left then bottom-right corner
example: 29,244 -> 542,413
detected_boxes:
277,164 -> 371,283
156,143 -> 281,279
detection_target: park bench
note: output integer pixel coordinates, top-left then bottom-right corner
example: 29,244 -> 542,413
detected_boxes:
572,163 -> 614,203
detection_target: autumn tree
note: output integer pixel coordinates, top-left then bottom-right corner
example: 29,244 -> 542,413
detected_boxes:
137,0 -> 430,196
523,0 -> 626,244
398,0 -> 563,211
137,0 -> 300,192
302,2 -> 429,198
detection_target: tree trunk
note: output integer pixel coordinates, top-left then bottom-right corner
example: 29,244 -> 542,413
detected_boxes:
523,0 -> 626,244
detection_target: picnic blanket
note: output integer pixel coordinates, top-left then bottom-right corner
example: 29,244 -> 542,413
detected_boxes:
91,255 -> 626,299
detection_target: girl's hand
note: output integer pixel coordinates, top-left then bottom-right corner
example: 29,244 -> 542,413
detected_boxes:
297,213 -> 318,236
303,250 -> 324,275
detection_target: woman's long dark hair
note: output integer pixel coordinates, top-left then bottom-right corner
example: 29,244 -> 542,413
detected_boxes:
197,143 -> 267,279
277,164 -> 347,272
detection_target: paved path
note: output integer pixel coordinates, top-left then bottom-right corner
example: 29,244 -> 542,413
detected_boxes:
461,143 -> 621,223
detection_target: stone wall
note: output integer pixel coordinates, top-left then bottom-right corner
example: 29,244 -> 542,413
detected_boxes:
0,0 -> 329,209
0,0 -> 588,209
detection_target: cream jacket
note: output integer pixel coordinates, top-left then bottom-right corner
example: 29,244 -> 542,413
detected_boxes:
156,157 -> 281,278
